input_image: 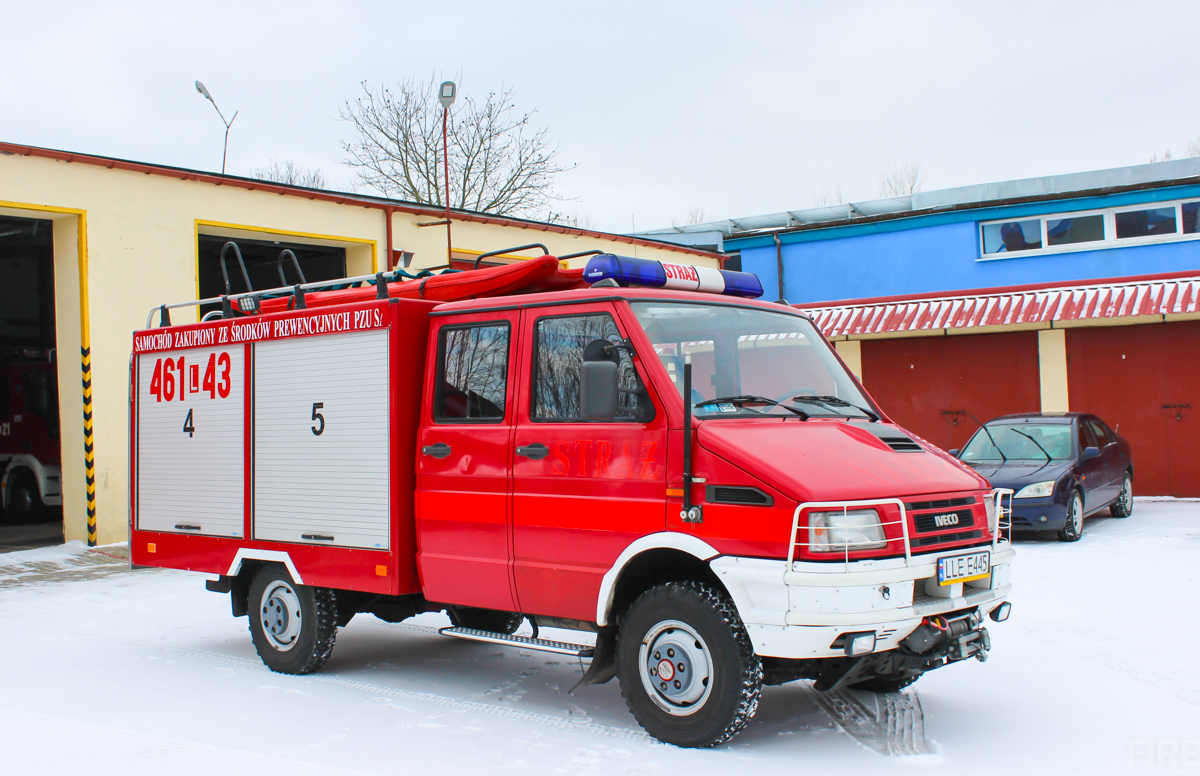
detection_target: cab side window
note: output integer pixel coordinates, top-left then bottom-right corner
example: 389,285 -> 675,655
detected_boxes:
435,323 -> 509,422
533,313 -> 649,422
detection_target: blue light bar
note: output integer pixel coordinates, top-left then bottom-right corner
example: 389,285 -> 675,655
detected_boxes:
583,254 -> 764,298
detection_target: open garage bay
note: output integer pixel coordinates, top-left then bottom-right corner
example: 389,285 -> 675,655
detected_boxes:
1,501 -> 1197,774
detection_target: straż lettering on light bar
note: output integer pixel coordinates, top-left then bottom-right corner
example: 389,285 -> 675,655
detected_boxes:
583,254 -> 764,298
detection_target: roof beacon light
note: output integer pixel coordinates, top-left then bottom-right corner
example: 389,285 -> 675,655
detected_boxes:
583,254 -> 764,298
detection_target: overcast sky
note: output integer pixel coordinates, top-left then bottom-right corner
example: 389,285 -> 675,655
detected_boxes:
4,1 -> 1199,234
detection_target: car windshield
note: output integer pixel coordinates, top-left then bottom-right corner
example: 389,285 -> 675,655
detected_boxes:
960,423 -> 1074,462
629,302 -> 872,418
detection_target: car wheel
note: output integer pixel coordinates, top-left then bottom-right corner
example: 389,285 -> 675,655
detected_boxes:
248,566 -> 338,674
617,581 -> 762,748
1057,491 -> 1084,542
1110,473 -> 1134,518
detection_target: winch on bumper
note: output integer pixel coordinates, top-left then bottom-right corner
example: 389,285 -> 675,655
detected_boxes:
709,492 -> 1015,688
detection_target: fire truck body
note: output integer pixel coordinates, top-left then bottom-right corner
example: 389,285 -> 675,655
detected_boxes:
129,251 -> 1013,747
0,360 -> 61,520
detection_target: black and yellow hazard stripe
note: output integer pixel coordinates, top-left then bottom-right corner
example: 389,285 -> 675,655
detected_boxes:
82,344 -> 95,545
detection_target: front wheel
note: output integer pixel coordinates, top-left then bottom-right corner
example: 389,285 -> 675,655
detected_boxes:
5,469 -> 44,523
617,581 -> 762,748
1057,491 -> 1084,542
248,566 -> 338,674
1110,473 -> 1134,518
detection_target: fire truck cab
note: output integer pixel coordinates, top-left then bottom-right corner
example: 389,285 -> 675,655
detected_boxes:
130,249 -> 1013,748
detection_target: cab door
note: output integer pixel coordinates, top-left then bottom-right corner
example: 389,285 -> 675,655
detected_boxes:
510,303 -> 667,621
416,312 -> 519,611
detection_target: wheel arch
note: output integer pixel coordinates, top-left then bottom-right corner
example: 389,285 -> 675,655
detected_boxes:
596,533 -> 724,626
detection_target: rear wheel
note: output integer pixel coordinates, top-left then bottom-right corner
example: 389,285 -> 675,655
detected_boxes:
617,581 -> 762,748
5,469 -> 44,523
248,566 -> 337,674
1110,473 -> 1134,518
1057,491 -> 1084,542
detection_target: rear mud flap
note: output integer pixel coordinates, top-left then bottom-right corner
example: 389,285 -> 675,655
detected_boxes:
569,627 -> 617,694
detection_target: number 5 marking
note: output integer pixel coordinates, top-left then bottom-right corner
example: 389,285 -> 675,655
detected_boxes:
311,402 -> 325,436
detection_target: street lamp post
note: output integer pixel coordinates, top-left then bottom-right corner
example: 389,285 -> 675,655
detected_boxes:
195,81 -> 238,175
438,81 -> 457,266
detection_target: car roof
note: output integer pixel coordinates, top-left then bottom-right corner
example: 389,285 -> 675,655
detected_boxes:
986,412 -> 1089,425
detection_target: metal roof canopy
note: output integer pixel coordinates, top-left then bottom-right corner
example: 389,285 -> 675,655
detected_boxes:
800,270 -> 1200,338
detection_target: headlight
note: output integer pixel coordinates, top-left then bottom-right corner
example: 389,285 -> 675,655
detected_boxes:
1015,480 -> 1056,499
807,508 -> 887,552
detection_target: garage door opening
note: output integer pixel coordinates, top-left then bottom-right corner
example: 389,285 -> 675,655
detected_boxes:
0,215 -> 63,551
197,235 -> 347,317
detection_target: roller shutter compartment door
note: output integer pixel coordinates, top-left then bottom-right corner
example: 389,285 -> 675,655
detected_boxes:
253,330 -> 391,549
136,346 -> 245,537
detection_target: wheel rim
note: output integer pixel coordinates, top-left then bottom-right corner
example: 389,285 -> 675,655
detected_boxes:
638,619 -> 713,716
1120,478 -> 1132,511
1070,495 -> 1083,535
260,580 -> 302,652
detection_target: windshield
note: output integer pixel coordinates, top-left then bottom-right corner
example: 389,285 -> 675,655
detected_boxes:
629,302 -> 872,418
960,423 -> 1074,462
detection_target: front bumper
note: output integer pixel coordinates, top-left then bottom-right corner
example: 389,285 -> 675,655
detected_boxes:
1008,497 -> 1067,530
711,543 -> 1014,660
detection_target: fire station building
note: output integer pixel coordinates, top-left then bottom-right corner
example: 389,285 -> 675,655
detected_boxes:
0,141 -> 721,548
642,159 -> 1200,497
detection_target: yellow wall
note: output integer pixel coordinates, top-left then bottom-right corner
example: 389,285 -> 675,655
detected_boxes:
0,152 -> 718,545
1037,328 -> 1069,412
833,340 -> 862,379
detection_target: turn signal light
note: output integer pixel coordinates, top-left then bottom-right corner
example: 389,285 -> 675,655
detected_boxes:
843,631 -> 877,657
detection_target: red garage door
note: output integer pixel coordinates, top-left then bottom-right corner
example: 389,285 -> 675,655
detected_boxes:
860,331 -> 1042,452
1066,321 -> 1200,497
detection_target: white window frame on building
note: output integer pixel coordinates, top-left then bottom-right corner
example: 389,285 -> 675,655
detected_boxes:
978,197 -> 1200,261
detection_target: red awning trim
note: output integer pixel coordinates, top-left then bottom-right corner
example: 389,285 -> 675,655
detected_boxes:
801,275 -> 1200,338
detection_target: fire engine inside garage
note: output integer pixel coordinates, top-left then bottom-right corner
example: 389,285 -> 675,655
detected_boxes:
642,157 -> 1200,498
0,141 -> 722,551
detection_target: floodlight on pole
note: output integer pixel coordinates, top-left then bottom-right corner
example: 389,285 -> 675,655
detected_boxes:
195,80 -> 238,175
438,81 -> 457,265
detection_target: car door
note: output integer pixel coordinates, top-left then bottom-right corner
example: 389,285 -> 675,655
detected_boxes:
416,312 -> 519,612
1085,418 -> 1121,504
1077,420 -> 1108,512
510,303 -> 667,621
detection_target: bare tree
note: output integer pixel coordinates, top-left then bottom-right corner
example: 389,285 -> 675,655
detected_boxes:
252,159 -> 326,188
339,76 -> 573,218
812,184 -> 846,207
670,204 -> 709,228
877,159 -> 924,198
1190,136 -> 1200,158
1149,149 -> 1174,163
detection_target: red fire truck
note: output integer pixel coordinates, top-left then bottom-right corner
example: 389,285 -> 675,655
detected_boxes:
1,357 -> 61,522
129,246 -> 1013,747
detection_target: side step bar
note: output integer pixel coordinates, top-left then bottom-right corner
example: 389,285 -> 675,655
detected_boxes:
439,627 -> 595,657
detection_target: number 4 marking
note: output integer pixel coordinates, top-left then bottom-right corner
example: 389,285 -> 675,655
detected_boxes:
183,408 -> 195,437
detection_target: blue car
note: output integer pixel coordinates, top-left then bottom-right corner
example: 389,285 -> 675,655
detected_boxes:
951,413 -> 1134,542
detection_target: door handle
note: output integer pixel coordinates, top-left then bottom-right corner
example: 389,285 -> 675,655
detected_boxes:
516,443 -> 550,460
422,442 -> 451,459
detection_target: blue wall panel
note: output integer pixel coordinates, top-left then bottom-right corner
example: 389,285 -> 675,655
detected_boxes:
743,223 -> 1200,304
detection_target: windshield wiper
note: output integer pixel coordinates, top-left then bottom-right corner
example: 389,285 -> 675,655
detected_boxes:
789,395 -> 879,422
1011,428 -> 1053,470
695,395 -> 809,419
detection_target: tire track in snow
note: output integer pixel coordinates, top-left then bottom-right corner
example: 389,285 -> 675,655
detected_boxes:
809,687 -> 932,756
0,707 -> 384,775
91,633 -> 658,745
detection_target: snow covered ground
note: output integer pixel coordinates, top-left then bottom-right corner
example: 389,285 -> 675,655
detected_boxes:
2,500 -> 1198,774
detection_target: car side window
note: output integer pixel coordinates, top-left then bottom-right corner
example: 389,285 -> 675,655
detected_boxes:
533,313 -> 649,422
1079,422 -> 1098,450
435,323 -> 510,422
1087,420 -> 1112,447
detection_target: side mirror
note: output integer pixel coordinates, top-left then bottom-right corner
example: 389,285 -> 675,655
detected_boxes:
1082,446 -> 1101,460
580,361 -> 618,420
948,449 -> 960,458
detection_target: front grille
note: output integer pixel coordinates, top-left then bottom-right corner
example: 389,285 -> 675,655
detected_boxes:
913,509 -> 975,533
906,496 -> 975,511
706,485 -> 773,506
910,529 -> 982,548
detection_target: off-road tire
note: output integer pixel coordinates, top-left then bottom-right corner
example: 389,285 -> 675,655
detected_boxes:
248,566 -> 337,674
850,674 -> 919,693
447,606 -> 525,634
5,469 -> 44,523
1110,473 -> 1134,518
617,581 -> 762,748
1057,490 -> 1084,542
